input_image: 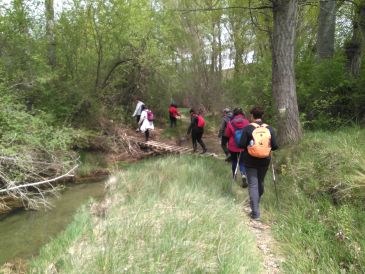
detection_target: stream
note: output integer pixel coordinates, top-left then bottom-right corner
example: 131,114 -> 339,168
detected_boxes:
0,181 -> 105,265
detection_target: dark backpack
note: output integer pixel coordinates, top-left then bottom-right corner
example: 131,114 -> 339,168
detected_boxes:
147,110 -> 154,121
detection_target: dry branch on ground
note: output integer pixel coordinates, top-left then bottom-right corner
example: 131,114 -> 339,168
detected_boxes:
0,151 -> 78,212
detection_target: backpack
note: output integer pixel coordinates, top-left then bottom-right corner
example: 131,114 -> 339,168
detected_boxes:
248,123 -> 271,158
147,110 -> 154,121
232,123 -> 244,147
197,115 -> 205,128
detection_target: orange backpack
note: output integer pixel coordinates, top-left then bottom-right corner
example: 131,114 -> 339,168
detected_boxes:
247,123 -> 272,158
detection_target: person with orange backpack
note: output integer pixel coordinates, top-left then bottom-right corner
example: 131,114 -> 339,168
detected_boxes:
187,108 -> 207,153
238,107 -> 278,220
225,108 -> 250,187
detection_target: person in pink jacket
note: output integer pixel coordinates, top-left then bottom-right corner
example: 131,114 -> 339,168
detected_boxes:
225,107 -> 250,187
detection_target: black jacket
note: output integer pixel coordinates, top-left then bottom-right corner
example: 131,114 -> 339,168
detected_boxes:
187,115 -> 203,135
238,121 -> 279,168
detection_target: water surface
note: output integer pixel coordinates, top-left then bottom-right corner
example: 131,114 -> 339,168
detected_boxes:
0,182 -> 105,265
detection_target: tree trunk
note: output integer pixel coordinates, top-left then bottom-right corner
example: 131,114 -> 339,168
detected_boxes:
218,21 -> 222,72
272,0 -> 302,145
345,1 -> 365,77
317,0 -> 336,59
211,21 -> 216,72
45,0 -> 56,68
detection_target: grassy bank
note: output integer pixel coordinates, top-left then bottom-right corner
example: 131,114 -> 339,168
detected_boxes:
262,128 -> 365,273
29,156 -> 262,273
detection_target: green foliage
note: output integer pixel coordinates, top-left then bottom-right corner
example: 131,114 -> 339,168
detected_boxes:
0,94 -> 73,154
263,128 -> 365,273
296,55 -> 365,129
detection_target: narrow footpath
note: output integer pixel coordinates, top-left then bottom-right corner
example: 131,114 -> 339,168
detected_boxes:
131,122 -> 285,273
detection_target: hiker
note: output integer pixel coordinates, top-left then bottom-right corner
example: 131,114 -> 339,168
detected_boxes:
187,108 -> 207,153
238,107 -> 278,220
169,104 -> 181,128
218,108 -> 233,160
225,107 -> 250,187
132,98 -> 145,130
138,105 -> 154,142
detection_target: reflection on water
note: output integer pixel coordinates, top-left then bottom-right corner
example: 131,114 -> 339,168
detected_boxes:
0,182 -> 105,265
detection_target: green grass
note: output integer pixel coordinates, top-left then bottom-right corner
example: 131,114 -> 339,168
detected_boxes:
262,127 -> 365,273
29,156 -> 262,273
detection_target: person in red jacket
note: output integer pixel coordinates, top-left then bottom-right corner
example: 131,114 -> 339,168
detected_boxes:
168,104 -> 181,128
225,107 -> 250,187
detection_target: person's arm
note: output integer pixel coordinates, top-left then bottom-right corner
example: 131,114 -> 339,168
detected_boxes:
270,127 -> 279,151
138,111 -> 145,126
132,102 -> 140,117
225,122 -> 233,139
187,117 -> 196,135
218,119 -> 226,138
238,128 -> 249,149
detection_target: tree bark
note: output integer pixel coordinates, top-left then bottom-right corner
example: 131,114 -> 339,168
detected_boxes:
272,0 -> 302,145
345,1 -> 365,77
317,0 -> 336,59
45,0 -> 56,68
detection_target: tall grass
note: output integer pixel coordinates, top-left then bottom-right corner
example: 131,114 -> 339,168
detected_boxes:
29,156 -> 262,273
262,127 -> 365,273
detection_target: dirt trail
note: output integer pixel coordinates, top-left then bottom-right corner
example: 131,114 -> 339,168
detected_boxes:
183,129 -> 285,273
242,207 -> 285,273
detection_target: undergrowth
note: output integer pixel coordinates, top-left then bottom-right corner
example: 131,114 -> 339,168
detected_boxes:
262,127 -> 365,273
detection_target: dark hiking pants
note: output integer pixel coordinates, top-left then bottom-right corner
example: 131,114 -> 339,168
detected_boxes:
247,166 -> 268,219
145,129 -> 150,141
221,136 -> 229,156
170,116 -> 177,128
192,130 -> 206,152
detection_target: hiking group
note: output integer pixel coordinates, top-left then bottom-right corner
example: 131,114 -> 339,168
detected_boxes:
133,98 -> 278,220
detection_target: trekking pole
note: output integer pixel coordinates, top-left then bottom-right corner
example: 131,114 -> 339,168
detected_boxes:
271,154 -> 279,205
234,152 -> 241,181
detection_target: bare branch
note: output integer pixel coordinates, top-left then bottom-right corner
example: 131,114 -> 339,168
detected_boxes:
170,5 -> 273,13
0,165 -> 78,194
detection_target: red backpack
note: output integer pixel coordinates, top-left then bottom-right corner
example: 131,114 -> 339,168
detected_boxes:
197,115 -> 205,128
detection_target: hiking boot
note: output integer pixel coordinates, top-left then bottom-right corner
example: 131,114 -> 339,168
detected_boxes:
249,213 -> 260,220
241,175 -> 248,188
201,148 -> 207,154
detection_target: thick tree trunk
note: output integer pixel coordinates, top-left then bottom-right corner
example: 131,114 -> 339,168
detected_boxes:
272,0 -> 302,145
317,0 -> 336,59
45,0 -> 56,68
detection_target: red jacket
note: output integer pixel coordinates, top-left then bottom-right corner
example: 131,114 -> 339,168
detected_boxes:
169,106 -> 180,118
225,114 -> 250,152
